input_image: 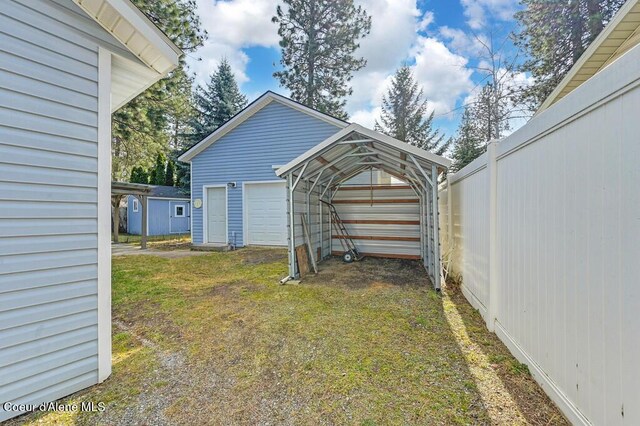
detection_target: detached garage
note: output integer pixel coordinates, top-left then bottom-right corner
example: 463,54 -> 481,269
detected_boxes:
179,91 -> 347,248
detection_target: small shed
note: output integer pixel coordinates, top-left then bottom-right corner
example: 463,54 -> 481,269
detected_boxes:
276,124 -> 451,289
127,185 -> 190,236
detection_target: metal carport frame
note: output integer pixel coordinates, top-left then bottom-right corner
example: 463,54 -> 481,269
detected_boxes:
276,124 -> 451,290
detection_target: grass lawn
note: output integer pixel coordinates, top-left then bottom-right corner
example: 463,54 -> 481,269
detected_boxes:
11,248 -> 567,425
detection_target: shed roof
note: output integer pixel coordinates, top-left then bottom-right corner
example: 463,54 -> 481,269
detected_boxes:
536,0 -> 640,114
178,91 -> 348,162
148,185 -> 190,199
276,123 -> 450,189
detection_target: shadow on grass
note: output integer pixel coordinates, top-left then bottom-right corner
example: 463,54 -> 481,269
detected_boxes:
443,280 -> 569,425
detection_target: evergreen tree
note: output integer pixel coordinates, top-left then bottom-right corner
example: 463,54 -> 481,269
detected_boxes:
451,108 -> 485,172
273,0 -> 371,119
130,166 -> 149,184
111,0 -> 205,181
164,160 -> 175,187
150,154 -> 166,185
192,59 -> 248,142
514,0 -> 625,109
375,66 -> 450,155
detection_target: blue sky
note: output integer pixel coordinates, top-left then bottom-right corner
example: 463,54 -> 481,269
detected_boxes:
188,0 -> 525,138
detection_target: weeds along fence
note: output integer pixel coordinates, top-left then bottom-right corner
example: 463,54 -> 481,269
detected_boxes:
439,44 -> 640,426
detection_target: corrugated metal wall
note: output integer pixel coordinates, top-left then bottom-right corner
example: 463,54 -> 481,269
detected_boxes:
0,0 -> 130,421
190,101 -> 342,245
331,182 -> 421,259
441,42 -> 640,426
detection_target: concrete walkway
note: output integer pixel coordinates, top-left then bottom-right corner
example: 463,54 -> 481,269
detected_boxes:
111,243 -> 209,258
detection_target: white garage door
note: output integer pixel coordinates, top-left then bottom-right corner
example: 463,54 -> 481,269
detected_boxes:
244,181 -> 287,246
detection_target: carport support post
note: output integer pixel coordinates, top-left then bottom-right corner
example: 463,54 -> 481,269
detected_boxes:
287,174 -> 297,279
431,165 -> 441,290
140,195 -> 148,250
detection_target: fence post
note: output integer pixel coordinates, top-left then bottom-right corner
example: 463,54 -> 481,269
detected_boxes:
487,140 -> 499,332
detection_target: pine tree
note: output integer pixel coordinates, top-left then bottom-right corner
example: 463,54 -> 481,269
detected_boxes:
164,160 -> 175,186
192,59 -> 247,142
273,0 -> 371,119
514,0 -> 625,109
111,0 -> 205,181
375,66 -> 450,155
130,166 -> 149,184
150,154 -> 166,185
451,108 -> 485,172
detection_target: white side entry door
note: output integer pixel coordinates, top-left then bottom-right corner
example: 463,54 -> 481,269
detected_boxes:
206,187 -> 226,243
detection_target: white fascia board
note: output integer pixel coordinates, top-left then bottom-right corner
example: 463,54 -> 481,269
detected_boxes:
178,92 -> 349,162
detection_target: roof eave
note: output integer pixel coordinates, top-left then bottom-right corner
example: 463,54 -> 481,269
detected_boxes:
73,0 -> 181,75
536,0 -> 640,115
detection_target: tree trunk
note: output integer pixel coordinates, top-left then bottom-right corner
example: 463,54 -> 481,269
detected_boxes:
586,0 -> 604,40
112,195 -> 124,243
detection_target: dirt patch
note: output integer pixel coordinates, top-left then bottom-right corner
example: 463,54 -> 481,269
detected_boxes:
305,256 -> 428,289
238,246 -> 288,265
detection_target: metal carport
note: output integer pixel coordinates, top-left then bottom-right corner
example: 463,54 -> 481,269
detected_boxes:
275,123 -> 451,289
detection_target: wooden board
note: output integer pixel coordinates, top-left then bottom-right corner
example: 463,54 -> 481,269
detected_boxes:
332,199 -> 419,204
295,244 -> 310,277
336,185 -> 412,191
333,235 -> 421,242
331,251 -> 421,260
339,219 -> 419,225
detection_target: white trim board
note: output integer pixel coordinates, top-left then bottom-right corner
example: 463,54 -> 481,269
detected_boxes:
97,47 -> 112,383
202,184 -> 229,244
494,322 -> 590,426
178,92 -> 348,162
242,180 -> 287,247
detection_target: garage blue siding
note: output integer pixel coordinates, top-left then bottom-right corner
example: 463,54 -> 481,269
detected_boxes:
191,101 -> 342,245
127,196 -> 190,235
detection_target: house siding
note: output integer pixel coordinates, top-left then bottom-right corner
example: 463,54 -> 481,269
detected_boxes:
191,101 -> 342,245
127,196 -> 191,235
0,0 -> 125,421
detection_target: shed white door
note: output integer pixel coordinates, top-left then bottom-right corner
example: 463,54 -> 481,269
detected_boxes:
206,187 -> 226,243
245,182 -> 287,246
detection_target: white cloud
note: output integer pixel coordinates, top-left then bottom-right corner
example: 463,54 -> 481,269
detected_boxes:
460,0 -> 518,29
347,1 -> 474,127
411,37 -> 474,116
187,0 -> 476,131
188,0 -> 280,85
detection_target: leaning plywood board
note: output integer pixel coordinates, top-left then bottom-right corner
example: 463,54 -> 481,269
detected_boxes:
295,244 -> 310,277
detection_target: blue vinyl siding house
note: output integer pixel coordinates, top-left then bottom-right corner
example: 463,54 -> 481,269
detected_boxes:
179,92 -> 347,247
0,0 -> 181,421
127,186 -> 190,236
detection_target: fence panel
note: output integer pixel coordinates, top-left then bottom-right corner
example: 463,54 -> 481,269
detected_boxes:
443,43 -> 640,426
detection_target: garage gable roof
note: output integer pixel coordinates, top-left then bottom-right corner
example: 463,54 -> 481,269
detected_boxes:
536,0 -> 640,115
276,123 -> 450,189
178,91 -> 349,162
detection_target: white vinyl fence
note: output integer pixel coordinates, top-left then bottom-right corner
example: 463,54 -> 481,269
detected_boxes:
440,43 -> 640,426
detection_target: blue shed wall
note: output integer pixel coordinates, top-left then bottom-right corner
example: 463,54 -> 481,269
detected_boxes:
191,101 -> 342,245
127,196 -> 190,236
